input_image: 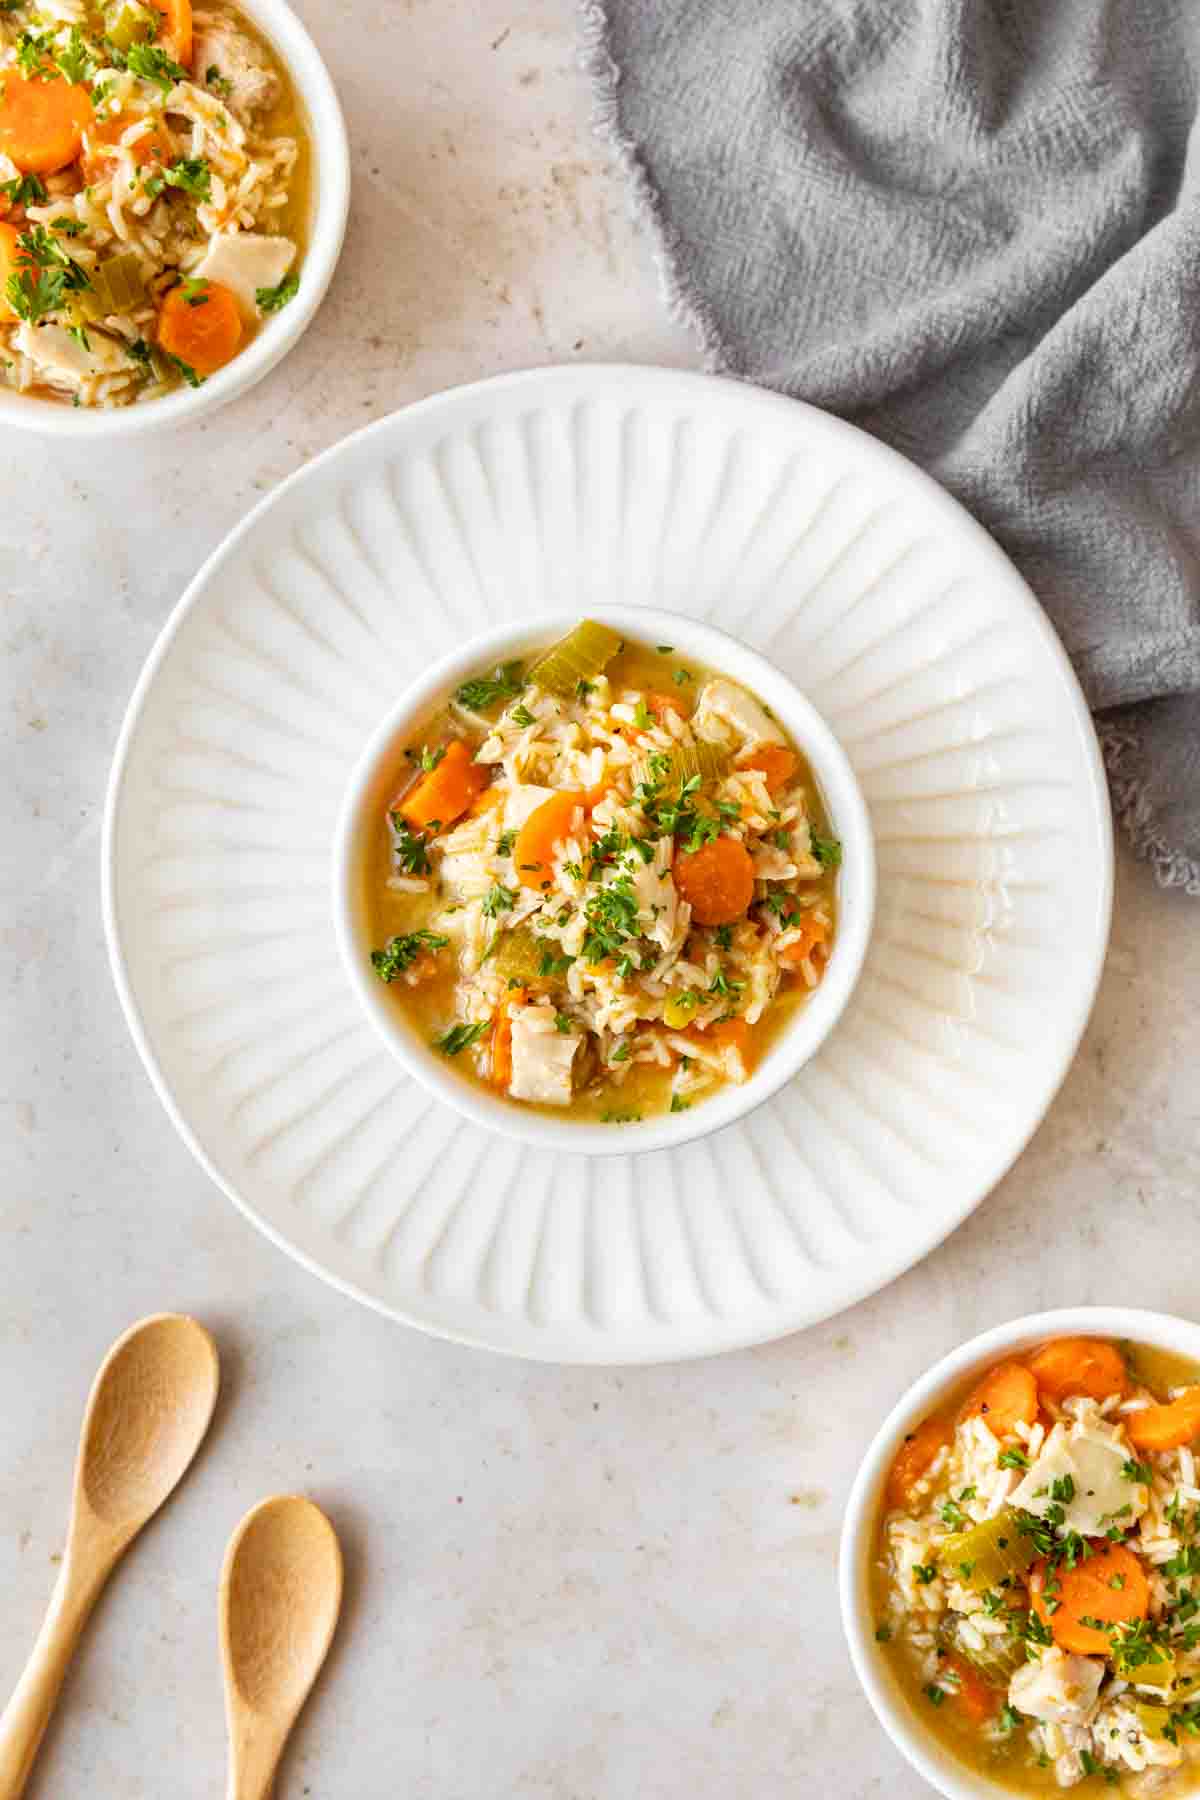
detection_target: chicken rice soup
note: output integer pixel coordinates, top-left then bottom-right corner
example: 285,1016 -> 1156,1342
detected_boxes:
875,1336 -> 1200,1794
0,0 -> 308,406
361,620 -> 842,1123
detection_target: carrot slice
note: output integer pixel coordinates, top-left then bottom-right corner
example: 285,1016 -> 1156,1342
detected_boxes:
1031,1542 -> 1149,1655
958,1362 -> 1039,1438
740,744 -> 798,795
1126,1388 -> 1200,1452
491,988 -> 526,1090
645,692 -> 685,725
514,791 -> 588,891
0,71 -> 94,175
887,1416 -> 953,1510
149,0 -> 193,65
944,1653 -> 1001,1725
674,834 -> 756,926
81,113 -> 173,184
1028,1338 -> 1130,1405
394,739 -> 488,834
780,913 -> 829,965
157,278 -> 244,377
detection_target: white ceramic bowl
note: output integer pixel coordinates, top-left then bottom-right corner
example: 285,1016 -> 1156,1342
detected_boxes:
333,605 -> 876,1157
0,0 -> 349,438
840,1306 -> 1200,1799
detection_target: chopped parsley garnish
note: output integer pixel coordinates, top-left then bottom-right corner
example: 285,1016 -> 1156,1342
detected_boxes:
939,1499 -> 968,1531
388,818 -> 433,876
632,699 -> 652,730
432,1020 -> 488,1057
205,62 -> 233,97
179,274 -> 211,307
537,949 -> 574,980
418,743 -> 446,773
669,1094 -> 690,1113
4,224 -> 90,324
599,1109 -> 642,1124
370,930 -> 449,982
55,26 -> 95,84
164,158 -> 213,202
16,29 -> 55,77
126,40 -> 188,87
164,351 -> 203,388
655,644 -> 674,654
455,661 -> 525,712
510,704 -> 535,727
922,1682 -> 945,1707
672,667 -> 690,686
127,336 -> 153,366
256,270 -> 299,313
51,215 -> 85,235
811,832 -> 843,870
610,1040 -> 632,1063
496,829 -> 517,856
481,883 -> 516,918
581,876 -> 640,964
999,1704 -> 1019,1734
1122,1458 -> 1154,1485
0,173 -> 47,208
997,1447 -> 1030,1471
874,1624 -> 892,1643
714,924 -> 733,951
913,1563 -> 937,1586
1049,1474 -> 1076,1504
553,1012 -> 573,1034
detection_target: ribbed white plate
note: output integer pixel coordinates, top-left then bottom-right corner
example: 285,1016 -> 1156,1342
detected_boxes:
103,366 -> 1113,1363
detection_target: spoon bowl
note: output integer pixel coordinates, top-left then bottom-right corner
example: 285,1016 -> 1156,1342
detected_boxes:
0,1313 -> 220,1800
221,1496 -> 343,1800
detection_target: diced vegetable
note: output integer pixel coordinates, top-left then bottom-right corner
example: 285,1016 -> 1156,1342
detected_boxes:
887,1416 -> 953,1510
1126,1387 -> 1200,1452
940,1651 -> 1002,1723
662,989 -> 701,1030
527,619 -> 622,698
0,221 -> 26,318
1030,1543 -> 1149,1655
938,1617 -> 1024,1688
513,790 -> 589,891
958,1362 -> 1039,1437
939,1507 -> 1039,1591
780,913 -> 829,966
490,925 -> 546,987
490,988 -> 526,1090
395,738 -> 488,834
0,71 -> 94,175
156,276 -> 243,377
674,835 -> 755,927
148,0 -> 192,66
1028,1338 -> 1131,1404
79,249 -> 147,320
81,115 -> 172,185
739,744 -> 798,795
636,739 -> 728,796
102,0 -> 159,51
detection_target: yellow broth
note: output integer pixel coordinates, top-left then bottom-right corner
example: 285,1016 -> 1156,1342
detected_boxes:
359,634 -> 841,1122
872,1338 -> 1200,1797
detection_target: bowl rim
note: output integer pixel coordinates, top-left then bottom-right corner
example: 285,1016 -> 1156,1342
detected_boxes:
332,603 -> 877,1158
0,0 -> 350,437
839,1305 -> 1200,1800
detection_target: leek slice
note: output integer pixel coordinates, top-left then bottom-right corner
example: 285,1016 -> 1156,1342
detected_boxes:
527,620 -> 621,698
102,0 -> 157,50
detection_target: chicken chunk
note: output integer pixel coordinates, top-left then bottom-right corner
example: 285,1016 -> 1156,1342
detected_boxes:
1009,1649 -> 1104,1727
191,231 -> 294,322
191,19 -> 280,117
1010,1425 -> 1147,1539
628,837 -> 686,952
14,322 -> 131,394
508,1005 -> 581,1106
693,678 -> 785,750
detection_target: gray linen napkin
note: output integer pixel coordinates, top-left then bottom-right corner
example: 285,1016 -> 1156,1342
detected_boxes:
582,0 -> 1200,894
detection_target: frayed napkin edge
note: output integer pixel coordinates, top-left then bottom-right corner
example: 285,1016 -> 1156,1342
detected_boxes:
1100,719 -> 1200,897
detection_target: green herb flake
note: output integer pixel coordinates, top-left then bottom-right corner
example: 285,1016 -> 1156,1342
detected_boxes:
432,1020 -> 488,1057
256,270 -> 299,313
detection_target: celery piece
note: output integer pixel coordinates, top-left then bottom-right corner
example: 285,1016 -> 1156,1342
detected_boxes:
527,620 -> 622,699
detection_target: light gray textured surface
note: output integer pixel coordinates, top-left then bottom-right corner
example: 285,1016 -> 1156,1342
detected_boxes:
2,3 -> 1199,1796
587,0 -> 1200,896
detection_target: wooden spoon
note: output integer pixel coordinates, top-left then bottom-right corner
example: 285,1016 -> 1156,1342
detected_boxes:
0,1313 -> 220,1800
220,1496 -> 343,1800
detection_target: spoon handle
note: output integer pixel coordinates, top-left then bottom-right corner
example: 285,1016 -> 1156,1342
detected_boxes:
225,1720 -> 284,1800
0,1550 -> 111,1800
